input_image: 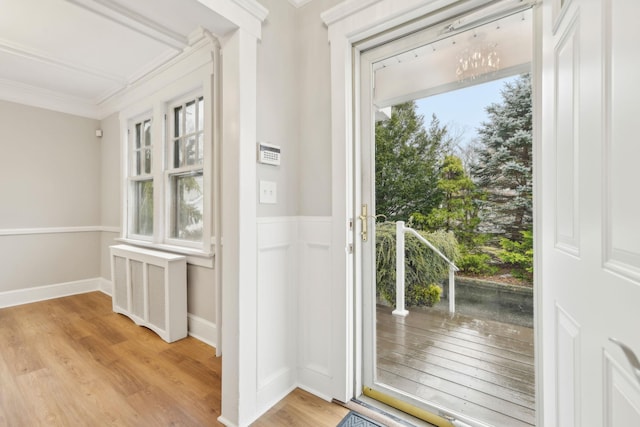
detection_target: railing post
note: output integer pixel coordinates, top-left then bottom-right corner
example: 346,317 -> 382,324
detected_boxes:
449,264 -> 456,313
393,221 -> 409,317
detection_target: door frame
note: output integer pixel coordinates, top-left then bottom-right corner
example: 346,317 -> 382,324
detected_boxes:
322,0 -> 544,423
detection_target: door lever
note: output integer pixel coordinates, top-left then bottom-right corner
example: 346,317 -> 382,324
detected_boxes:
359,204 -> 368,241
609,337 -> 640,386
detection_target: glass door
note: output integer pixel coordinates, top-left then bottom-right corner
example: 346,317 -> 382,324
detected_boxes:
359,3 -> 535,426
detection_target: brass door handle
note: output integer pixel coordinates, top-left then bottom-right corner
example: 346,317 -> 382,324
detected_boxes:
359,204 -> 368,241
358,206 -> 386,242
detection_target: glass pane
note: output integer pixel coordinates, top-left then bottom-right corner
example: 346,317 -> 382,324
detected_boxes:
135,123 -> 141,149
198,97 -> 204,131
135,151 -> 141,176
186,100 -> 196,134
197,134 -> 204,164
144,148 -> 152,174
174,139 -> 183,168
132,180 -> 153,236
174,106 -> 182,138
144,120 -> 151,146
186,136 -> 197,166
171,172 -> 203,242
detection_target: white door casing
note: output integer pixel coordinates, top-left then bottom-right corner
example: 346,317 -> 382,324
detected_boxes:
541,0 -> 640,426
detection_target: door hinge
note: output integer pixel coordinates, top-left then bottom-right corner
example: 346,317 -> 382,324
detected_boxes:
347,243 -> 353,254
348,218 -> 354,231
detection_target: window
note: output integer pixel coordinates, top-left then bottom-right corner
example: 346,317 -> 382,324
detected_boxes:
124,93 -> 212,258
167,96 -> 205,244
128,117 -> 153,238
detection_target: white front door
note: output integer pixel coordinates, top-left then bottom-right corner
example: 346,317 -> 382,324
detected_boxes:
540,0 -> 640,425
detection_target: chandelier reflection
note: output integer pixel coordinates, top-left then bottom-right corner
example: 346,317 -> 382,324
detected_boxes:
455,43 -> 500,81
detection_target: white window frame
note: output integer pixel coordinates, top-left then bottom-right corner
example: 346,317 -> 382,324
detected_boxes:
118,48 -> 217,268
126,113 -> 154,242
165,92 -> 209,250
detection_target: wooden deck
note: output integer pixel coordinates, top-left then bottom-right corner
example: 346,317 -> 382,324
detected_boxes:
376,304 -> 535,426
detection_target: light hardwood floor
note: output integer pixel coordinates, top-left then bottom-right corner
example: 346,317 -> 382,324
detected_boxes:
0,292 -> 348,426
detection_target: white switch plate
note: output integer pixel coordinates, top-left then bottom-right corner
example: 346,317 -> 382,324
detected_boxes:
259,180 -> 277,204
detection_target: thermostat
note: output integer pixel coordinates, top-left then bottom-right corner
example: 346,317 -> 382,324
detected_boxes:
257,142 -> 281,166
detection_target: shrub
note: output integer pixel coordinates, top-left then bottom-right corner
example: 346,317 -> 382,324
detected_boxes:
457,253 -> 499,276
376,222 -> 459,307
498,229 -> 533,281
406,283 -> 442,307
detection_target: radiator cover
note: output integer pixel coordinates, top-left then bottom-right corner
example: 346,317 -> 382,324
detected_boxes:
110,244 -> 187,343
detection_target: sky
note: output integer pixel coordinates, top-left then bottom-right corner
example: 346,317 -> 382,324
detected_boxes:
415,75 -> 517,149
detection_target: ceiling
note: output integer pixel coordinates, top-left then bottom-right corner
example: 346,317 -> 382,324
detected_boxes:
0,0 -> 245,119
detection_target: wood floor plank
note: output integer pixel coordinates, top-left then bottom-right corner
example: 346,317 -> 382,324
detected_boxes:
377,369 -> 533,427
382,308 -> 534,354
251,388 -> 349,427
377,321 -> 534,366
376,304 -> 535,426
0,292 -> 359,427
377,341 -> 535,395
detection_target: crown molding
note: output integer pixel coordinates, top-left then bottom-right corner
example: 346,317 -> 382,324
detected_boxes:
321,0 -> 382,26
0,78 -> 101,119
230,0 -> 269,21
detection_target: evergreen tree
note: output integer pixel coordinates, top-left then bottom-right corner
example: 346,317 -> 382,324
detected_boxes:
472,74 -> 532,241
375,102 -> 450,221
422,155 -> 482,248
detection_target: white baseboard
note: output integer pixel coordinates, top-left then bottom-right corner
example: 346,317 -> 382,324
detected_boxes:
98,278 -> 113,296
217,416 -> 237,427
188,313 -> 217,348
0,278 -> 103,309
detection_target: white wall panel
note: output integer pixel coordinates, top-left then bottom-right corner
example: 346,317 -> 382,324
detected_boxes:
256,218 -> 298,412
298,217 -> 333,398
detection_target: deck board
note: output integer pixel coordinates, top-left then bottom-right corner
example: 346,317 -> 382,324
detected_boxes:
376,304 -> 535,426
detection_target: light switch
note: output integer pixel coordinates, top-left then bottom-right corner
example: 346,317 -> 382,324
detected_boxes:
259,180 -> 277,204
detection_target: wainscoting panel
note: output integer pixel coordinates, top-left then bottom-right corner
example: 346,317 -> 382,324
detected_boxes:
255,216 -> 334,408
256,218 -> 299,412
297,217 -> 333,399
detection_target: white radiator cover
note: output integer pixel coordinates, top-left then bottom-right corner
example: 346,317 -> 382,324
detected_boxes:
110,244 -> 187,343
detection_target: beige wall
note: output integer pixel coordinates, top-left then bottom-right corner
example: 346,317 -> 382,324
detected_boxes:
296,0 -> 341,216
0,100 -> 101,292
255,0 -> 339,217
0,100 -> 101,227
98,112 -> 120,282
256,0 -> 299,217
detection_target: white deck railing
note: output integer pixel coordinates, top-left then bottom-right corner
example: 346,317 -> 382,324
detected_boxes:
393,221 -> 460,317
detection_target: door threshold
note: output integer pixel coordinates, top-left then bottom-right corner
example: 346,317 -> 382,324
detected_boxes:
333,395 -> 436,427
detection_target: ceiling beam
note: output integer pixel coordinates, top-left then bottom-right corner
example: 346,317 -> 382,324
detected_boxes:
65,0 -> 188,50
